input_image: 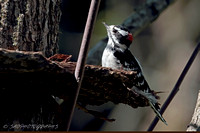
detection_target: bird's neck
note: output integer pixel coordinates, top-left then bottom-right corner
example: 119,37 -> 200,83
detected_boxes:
107,38 -> 128,52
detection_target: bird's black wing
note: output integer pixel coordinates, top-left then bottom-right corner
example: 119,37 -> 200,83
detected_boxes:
113,49 -> 152,93
114,49 -> 166,124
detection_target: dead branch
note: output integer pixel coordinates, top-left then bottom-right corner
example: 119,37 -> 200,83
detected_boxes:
187,90 -> 200,131
0,48 -> 149,109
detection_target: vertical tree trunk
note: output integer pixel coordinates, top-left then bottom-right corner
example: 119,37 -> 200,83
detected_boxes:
0,0 -> 61,57
0,0 -> 64,131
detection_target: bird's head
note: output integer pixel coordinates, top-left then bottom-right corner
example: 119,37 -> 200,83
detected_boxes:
103,22 -> 133,51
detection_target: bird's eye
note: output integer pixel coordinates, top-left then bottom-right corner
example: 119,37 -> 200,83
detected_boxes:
113,28 -> 117,33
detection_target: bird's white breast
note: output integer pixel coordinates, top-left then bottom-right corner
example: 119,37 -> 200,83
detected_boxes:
102,47 -> 120,70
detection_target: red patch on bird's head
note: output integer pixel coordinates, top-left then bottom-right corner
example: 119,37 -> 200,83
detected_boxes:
127,33 -> 133,42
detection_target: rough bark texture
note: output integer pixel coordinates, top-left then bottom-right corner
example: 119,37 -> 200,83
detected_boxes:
0,48 -> 77,131
0,0 -> 61,57
0,48 -> 152,130
0,0 -> 62,130
187,90 -> 200,131
87,0 -> 175,65
0,48 -> 149,108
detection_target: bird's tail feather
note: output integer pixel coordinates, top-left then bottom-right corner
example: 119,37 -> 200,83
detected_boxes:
148,101 -> 168,125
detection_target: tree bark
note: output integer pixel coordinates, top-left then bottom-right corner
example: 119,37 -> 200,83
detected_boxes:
0,48 -> 151,130
0,0 -> 62,130
0,48 -> 149,108
187,90 -> 200,131
0,0 -> 61,57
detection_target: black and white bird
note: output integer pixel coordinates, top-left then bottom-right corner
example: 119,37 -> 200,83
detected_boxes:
102,22 -> 167,125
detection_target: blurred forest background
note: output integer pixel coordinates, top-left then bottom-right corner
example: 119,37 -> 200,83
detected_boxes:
59,0 -> 200,131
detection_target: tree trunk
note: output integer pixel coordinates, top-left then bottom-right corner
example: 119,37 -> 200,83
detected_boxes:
0,0 -> 61,57
0,0 -> 63,131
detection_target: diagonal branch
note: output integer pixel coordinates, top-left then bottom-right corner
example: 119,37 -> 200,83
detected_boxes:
148,42 -> 200,131
70,0 -> 101,131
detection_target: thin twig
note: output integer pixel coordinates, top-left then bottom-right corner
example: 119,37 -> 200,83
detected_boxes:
66,0 -> 101,131
147,42 -> 200,131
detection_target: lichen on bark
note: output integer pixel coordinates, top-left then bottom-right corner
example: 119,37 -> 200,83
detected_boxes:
0,0 -> 61,57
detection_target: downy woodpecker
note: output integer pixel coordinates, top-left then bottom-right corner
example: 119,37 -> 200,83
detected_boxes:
102,22 -> 167,125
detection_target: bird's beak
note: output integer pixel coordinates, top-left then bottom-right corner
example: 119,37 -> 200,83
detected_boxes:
102,22 -> 111,36
102,22 -> 109,29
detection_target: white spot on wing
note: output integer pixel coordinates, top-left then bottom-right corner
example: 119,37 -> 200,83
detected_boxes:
140,80 -> 144,85
136,80 -> 144,87
137,72 -> 142,78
